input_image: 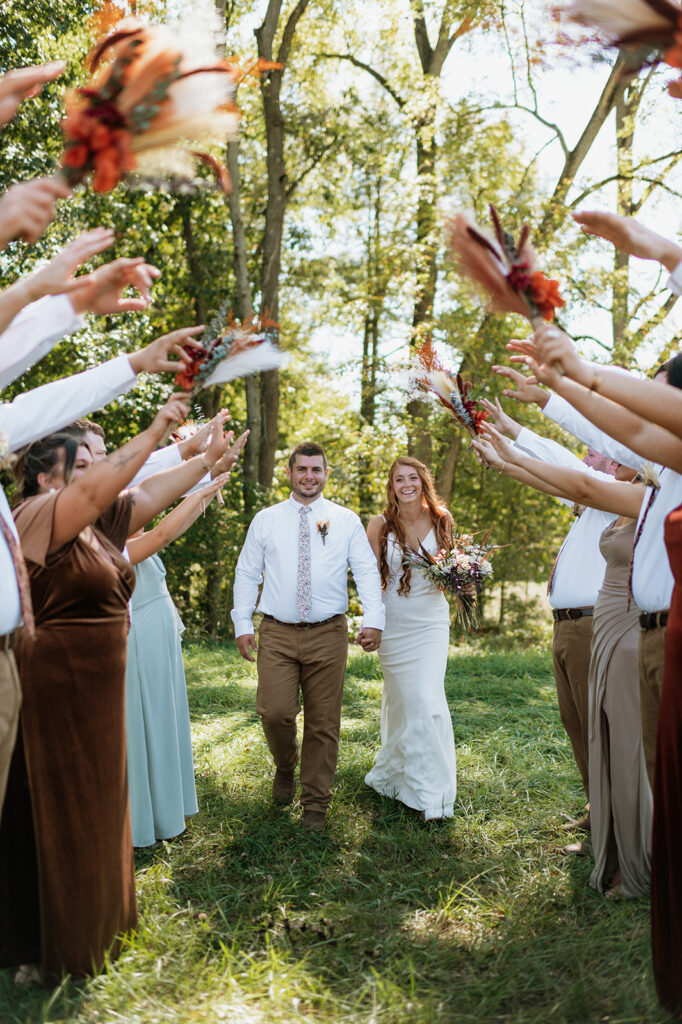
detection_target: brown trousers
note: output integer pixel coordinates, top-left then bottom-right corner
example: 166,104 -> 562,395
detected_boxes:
0,649 -> 21,824
552,616 -> 593,799
256,615 -> 348,813
639,624 -> 666,790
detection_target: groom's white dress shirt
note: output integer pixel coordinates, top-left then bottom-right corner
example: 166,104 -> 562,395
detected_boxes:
0,295 -> 85,392
231,493 -> 385,637
514,426 -> 618,609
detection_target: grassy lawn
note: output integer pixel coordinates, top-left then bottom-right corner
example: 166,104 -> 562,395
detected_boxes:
0,640 -> 668,1024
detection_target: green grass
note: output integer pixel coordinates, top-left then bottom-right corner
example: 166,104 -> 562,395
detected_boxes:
0,641 -> 668,1023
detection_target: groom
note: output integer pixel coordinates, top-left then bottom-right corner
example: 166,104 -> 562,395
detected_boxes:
232,441 -> 384,831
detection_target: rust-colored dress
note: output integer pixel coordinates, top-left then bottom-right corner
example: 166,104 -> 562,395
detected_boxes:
652,502 -> 682,1013
0,492 -> 137,985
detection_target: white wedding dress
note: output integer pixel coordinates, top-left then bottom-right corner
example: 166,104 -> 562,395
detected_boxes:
365,528 -> 457,819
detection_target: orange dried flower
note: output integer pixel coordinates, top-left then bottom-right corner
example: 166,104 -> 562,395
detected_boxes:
529,271 -> 565,322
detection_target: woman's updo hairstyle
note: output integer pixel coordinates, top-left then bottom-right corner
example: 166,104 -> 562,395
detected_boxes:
14,433 -> 81,504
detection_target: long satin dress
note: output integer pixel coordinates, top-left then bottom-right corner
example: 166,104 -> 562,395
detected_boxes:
0,494 -> 137,985
651,503 -> 682,1012
365,529 -> 456,819
588,519 -> 652,896
126,553 -> 198,848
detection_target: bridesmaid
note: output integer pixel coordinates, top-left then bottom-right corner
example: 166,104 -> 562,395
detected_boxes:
365,457 -> 457,821
125,478 -> 227,848
473,428 -> 651,895
0,394 -> 235,985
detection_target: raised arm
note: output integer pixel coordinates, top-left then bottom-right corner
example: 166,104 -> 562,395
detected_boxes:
476,425 -> 644,518
125,474 -> 230,565
126,418 -> 233,533
534,324 -> 682,446
49,394 -> 190,551
514,330 -> 682,472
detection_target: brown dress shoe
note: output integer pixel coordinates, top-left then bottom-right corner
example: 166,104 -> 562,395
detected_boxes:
272,769 -> 296,805
302,809 -> 327,833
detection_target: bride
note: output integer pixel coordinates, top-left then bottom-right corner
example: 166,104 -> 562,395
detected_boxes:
365,456 -> 457,820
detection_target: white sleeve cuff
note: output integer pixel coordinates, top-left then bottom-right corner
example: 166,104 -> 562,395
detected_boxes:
666,259 -> 682,296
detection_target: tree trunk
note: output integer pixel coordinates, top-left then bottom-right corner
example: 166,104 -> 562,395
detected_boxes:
255,0 -> 312,489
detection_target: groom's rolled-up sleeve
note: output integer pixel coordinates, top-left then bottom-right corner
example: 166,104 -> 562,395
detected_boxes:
231,513 -> 266,638
347,515 -> 385,631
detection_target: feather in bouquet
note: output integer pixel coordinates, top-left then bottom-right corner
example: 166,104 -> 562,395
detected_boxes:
405,529 -> 497,631
59,15 -> 239,193
175,308 -> 288,398
561,0 -> 682,83
409,340 -> 489,437
445,205 -> 565,327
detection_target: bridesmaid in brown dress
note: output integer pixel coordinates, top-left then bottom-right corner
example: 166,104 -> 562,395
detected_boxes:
0,393 -> 205,985
588,517 -> 652,897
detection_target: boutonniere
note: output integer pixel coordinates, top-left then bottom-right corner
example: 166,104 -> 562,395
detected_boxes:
316,519 -> 330,545
637,461 -> 661,491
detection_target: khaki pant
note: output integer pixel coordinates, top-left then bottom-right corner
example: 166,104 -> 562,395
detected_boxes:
639,625 -> 666,790
552,616 -> 593,799
256,615 -> 348,813
0,649 -> 21,824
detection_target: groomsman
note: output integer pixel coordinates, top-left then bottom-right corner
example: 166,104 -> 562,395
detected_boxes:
232,442 -> 385,832
483,399 -> 618,840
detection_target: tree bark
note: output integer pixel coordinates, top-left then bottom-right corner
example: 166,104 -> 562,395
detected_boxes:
255,0 -> 311,489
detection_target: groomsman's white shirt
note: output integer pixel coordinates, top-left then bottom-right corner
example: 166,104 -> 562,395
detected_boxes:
231,493 -> 385,637
514,427 -> 618,609
0,295 -> 84,392
0,354 -> 140,636
542,391 -> 641,470
631,467 -> 682,613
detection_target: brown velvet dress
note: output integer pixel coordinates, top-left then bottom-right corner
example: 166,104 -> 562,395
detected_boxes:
652,503 -> 682,1013
0,492 -> 137,985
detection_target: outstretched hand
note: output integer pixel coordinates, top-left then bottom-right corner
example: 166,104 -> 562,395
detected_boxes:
531,324 -> 588,386
471,436 -> 504,471
151,393 -> 192,438
573,210 -> 682,271
0,62 -> 65,127
211,429 -> 250,478
479,421 -> 517,464
20,228 -> 116,302
68,257 -> 160,315
491,363 -> 549,407
0,177 -> 72,247
177,409 -> 230,458
480,396 -> 521,439
129,325 -> 205,375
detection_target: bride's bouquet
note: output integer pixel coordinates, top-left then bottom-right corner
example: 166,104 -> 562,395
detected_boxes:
405,531 -> 496,631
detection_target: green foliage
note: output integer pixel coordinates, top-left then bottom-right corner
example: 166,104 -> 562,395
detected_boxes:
0,640 -> 665,1022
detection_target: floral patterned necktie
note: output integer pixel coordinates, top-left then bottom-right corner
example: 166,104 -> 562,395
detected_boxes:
296,505 -> 312,620
0,513 -> 35,639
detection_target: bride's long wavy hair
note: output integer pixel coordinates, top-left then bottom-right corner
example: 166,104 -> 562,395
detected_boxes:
379,456 -> 452,595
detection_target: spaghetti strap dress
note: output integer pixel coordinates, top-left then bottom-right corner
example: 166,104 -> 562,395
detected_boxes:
126,553 -> 198,848
365,528 -> 456,819
0,493 -> 137,985
587,519 -> 652,897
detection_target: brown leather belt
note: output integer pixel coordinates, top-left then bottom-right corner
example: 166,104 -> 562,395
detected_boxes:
262,613 -> 344,630
0,629 -> 20,651
552,607 -> 594,622
639,610 -> 669,632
